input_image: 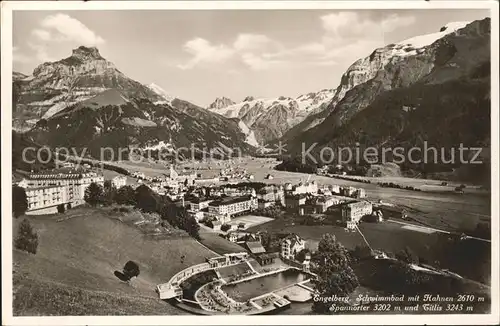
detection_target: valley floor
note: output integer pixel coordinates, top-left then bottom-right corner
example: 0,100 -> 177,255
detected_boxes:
105,157 -> 490,232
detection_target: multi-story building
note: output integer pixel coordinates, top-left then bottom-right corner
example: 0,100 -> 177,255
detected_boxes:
285,195 -> 306,210
190,197 -> 213,211
281,234 -> 306,260
112,175 -> 127,189
257,185 -> 285,206
291,181 -> 318,195
25,186 -> 68,214
316,195 -> 353,212
341,201 -> 373,226
355,188 -> 366,199
22,170 -> 104,215
208,195 -> 257,218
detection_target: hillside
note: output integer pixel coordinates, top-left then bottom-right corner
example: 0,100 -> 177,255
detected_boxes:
285,18 -> 491,182
16,46 -> 256,159
26,95 -> 254,160
13,208 -> 218,315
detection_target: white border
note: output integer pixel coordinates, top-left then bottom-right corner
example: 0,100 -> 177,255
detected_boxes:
1,1 -> 499,325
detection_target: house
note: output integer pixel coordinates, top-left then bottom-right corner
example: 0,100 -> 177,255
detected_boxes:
112,175 -> 127,189
246,241 -> 266,255
354,188 -> 366,199
280,234 -> 306,260
302,253 -> 311,272
226,231 -> 240,242
255,252 -> 279,266
341,201 -> 373,227
212,220 -> 222,231
340,186 -> 357,197
257,185 -> 285,206
292,181 -> 318,195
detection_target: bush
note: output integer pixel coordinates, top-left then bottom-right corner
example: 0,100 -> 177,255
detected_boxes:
15,219 -> 39,254
221,224 -> 231,232
12,185 -> 28,218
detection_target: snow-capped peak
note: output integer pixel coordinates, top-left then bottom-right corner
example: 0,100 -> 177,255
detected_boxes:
207,97 -> 235,110
147,83 -> 174,103
398,21 -> 470,49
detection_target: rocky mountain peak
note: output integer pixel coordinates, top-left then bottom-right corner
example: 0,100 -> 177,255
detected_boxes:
243,96 -> 255,102
71,46 -> 102,61
207,97 -> 235,110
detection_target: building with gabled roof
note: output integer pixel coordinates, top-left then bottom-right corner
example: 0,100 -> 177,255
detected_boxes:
280,234 -> 306,260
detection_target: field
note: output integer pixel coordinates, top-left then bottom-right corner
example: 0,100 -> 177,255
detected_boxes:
12,207 -> 218,315
248,218 -> 491,284
226,215 -> 274,229
198,233 -> 246,254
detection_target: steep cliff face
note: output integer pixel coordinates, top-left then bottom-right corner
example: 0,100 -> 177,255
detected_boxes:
282,22 -> 472,142
286,18 -> 490,154
12,46 -> 163,131
207,89 -> 334,144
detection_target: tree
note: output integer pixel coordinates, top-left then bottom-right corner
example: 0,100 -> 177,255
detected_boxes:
160,203 -> 200,239
221,224 -> 231,232
57,204 -> 66,214
396,246 -> 419,264
14,219 -> 39,254
350,245 -> 372,262
259,232 -> 283,252
296,248 -> 311,262
134,185 -> 159,213
123,260 -> 140,279
84,182 -> 104,206
12,185 -> 28,218
312,234 -> 359,313
102,180 -> 117,206
116,185 -> 136,205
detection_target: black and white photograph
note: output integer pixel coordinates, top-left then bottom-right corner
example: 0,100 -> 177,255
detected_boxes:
1,1 -> 499,324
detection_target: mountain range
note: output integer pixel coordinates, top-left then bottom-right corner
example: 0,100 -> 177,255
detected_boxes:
12,46 -> 254,160
12,18 -> 491,182
286,19 -> 490,155
207,89 -> 335,144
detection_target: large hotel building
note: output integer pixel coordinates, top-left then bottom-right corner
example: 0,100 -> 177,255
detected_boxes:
20,171 -> 104,215
207,195 -> 258,219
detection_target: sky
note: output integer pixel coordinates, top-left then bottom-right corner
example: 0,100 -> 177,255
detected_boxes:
13,9 -> 490,107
